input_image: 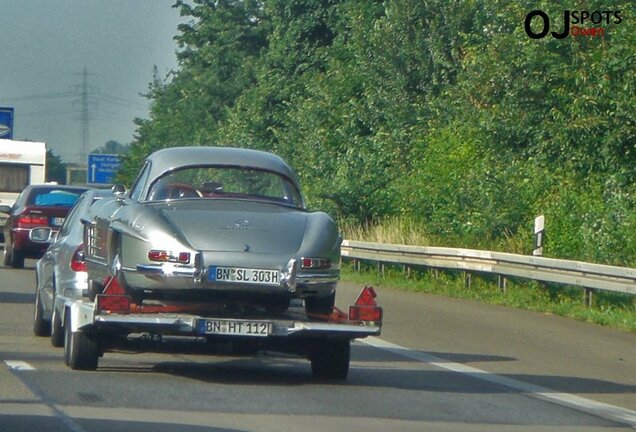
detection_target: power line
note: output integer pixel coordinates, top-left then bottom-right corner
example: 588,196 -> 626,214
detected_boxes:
4,71 -> 151,163
0,92 -> 75,102
94,93 -> 148,110
18,109 -> 83,117
1,90 -> 146,110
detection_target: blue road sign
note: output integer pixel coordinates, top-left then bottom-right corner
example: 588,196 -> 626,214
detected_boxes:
87,154 -> 121,184
0,107 -> 15,139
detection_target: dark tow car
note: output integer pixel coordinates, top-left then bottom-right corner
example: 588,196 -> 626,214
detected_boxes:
1,185 -> 89,268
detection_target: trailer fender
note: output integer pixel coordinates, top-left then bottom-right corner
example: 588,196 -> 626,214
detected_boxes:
68,301 -> 95,332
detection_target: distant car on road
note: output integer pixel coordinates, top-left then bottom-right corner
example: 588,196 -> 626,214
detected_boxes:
83,146 -> 342,316
33,188 -> 113,345
1,184 -> 89,268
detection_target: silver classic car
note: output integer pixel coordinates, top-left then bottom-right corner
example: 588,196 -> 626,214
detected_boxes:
83,146 -> 341,315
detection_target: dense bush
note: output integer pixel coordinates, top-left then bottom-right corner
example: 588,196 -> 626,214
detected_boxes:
120,0 -> 636,265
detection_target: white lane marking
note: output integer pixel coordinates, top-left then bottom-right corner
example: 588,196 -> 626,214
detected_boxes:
5,361 -> 89,432
361,336 -> 636,428
4,360 -> 36,371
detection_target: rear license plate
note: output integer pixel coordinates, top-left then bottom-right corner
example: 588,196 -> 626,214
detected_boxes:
51,217 -> 65,226
199,319 -> 272,337
208,266 -> 280,285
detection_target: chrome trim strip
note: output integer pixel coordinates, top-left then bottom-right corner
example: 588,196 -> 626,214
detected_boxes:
296,272 -> 339,285
136,263 -> 198,278
12,227 -> 35,233
28,227 -> 57,243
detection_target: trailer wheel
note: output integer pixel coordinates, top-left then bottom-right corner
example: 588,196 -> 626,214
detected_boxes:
310,339 -> 350,380
50,305 -> 64,347
33,290 -> 50,337
64,314 -> 99,370
63,315 -> 70,365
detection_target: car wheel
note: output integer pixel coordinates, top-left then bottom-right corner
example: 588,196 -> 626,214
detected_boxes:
310,338 -> 350,380
304,292 -> 335,316
10,249 -> 24,269
65,314 -> 98,370
50,305 -> 64,347
33,290 -> 51,336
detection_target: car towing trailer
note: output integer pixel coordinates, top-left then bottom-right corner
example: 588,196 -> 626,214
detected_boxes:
56,284 -> 382,380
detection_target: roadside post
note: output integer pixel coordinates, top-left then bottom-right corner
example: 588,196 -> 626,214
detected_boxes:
533,215 -> 545,256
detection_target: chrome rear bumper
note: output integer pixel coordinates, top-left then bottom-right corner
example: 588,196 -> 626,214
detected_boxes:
135,258 -> 339,293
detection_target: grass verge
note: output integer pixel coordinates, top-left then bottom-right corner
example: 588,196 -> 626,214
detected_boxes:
341,261 -> 636,334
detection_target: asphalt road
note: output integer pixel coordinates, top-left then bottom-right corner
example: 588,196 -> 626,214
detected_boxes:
0,260 -> 634,431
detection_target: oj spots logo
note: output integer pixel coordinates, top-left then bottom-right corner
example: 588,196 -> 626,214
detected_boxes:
524,10 -> 623,39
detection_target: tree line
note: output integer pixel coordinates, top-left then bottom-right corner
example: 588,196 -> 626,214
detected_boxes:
120,0 -> 636,265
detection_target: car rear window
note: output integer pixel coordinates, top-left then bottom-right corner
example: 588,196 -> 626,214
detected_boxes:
147,166 -> 304,208
32,190 -> 83,207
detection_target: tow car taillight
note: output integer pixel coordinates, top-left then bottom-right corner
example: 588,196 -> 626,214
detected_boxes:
17,214 -> 49,227
349,286 -> 383,323
148,250 -> 190,264
70,244 -> 86,272
300,257 -> 331,269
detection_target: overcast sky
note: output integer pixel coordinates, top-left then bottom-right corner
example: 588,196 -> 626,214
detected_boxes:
0,1 -> 184,164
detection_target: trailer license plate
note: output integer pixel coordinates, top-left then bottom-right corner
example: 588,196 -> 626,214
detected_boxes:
208,266 -> 280,285
200,319 -> 272,337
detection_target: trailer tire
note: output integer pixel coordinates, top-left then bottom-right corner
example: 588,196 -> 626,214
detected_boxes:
33,290 -> 50,337
65,315 -> 98,370
50,305 -> 64,347
310,339 -> 350,380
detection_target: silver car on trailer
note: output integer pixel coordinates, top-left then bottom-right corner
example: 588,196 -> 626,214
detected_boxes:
83,146 -> 342,315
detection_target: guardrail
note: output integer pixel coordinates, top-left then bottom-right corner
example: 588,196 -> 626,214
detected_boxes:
341,240 -> 636,298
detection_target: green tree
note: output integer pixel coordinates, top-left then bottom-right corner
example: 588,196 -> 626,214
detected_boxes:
45,150 -> 67,184
122,0 -> 269,184
92,140 -> 129,155
120,0 -> 636,264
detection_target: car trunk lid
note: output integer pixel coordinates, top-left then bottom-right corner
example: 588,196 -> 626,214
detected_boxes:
157,200 -> 308,254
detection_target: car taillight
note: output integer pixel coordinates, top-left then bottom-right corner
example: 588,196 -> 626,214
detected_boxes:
148,249 -> 190,264
17,214 -> 49,227
70,244 -> 86,272
148,250 -> 169,261
349,286 -> 383,323
300,257 -> 331,270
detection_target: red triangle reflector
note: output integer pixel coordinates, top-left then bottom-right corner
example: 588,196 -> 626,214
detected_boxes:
102,276 -> 126,295
355,286 -> 377,306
